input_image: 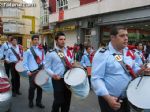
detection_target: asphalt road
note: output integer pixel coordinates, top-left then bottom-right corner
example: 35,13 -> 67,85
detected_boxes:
11,77 -> 101,112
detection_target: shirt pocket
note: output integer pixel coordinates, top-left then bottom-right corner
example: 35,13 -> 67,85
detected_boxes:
106,56 -> 122,74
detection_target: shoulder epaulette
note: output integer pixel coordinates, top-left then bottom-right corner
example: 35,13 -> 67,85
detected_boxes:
48,49 -> 55,53
99,47 -> 108,53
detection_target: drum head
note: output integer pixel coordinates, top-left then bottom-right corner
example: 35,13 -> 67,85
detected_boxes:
127,76 -> 150,109
15,61 -> 25,72
34,70 -> 49,86
64,67 -> 87,86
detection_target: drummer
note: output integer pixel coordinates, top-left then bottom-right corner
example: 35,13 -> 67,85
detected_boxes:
1,35 -> 12,77
80,45 -> 92,87
134,42 -> 146,67
5,37 -> 23,97
91,25 -> 150,112
44,32 -> 74,112
23,35 -> 45,109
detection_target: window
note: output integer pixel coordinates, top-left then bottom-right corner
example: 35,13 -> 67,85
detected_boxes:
57,0 -> 68,10
84,29 -> 92,45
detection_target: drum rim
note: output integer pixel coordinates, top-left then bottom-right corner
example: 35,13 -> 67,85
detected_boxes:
126,76 -> 150,109
64,67 -> 87,86
34,69 -> 49,86
15,60 -> 25,72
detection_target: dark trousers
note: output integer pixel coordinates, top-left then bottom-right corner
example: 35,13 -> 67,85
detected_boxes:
28,72 -> 42,104
4,61 -> 10,78
88,75 -> 91,88
98,96 -> 130,112
10,63 -> 20,93
51,78 -> 71,112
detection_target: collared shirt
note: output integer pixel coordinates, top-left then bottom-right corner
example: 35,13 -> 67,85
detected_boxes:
80,53 -> 91,68
134,49 -> 145,66
44,46 -> 74,78
0,47 -> 3,59
84,48 -> 94,54
91,42 -> 141,98
1,42 -> 12,58
5,45 -> 22,63
23,45 -> 45,72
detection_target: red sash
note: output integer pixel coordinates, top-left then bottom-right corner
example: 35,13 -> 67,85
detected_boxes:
36,44 -> 44,64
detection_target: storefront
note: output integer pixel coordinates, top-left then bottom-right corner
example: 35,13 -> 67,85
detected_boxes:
98,6 -> 150,45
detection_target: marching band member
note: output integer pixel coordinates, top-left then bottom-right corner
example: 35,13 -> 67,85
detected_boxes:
134,42 -> 146,67
23,35 -> 45,109
5,37 -> 23,97
80,46 -> 92,68
45,32 -> 74,112
0,46 -> 3,59
80,45 -> 92,87
91,25 -> 150,112
1,35 -> 12,77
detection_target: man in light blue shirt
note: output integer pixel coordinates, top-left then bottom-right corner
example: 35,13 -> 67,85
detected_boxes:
80,45 -> 92,87
91,25 -> 150,112
80,46 -> 92,68
134,42 -> 146,67
6,37 -> 23,97
44,32 -> 74,112
1,35 -> 12,77
23,35 -> 45,109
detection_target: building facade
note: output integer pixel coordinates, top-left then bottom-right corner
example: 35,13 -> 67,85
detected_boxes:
0,0 -> 41,49
48,0 -> 150,49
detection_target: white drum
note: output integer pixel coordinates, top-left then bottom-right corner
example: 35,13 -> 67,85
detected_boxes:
34,69 -> 53,92
127,76 -> 150,109
15,60 -> 27,78
64,67 -> 90,99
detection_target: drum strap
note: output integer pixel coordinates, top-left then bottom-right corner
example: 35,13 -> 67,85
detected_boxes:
85,54 -> 92,64
113,53 -> 136,79
55,49 -> 72,71
11,47 -> 20,61
55,49 -> 66,67
30,47 -> 43,69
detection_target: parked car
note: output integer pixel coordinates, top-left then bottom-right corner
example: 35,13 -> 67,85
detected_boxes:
0,61 -> 11,112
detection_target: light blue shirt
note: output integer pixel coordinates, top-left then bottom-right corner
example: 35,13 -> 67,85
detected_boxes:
23,46 -> 45,72
44,46 -> 74,78
147,54 -> 150,62
134,49 -> 145,66
1,42 -> 12,59
80,53 -> 91,68
91,42 -> 140,98
0,47 -> 3,59
5,45 -> 22,63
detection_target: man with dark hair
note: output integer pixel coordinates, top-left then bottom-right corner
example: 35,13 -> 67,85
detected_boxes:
45,32 -> 74,112
91,25 -> 149,112
80,45 -> 92,87
134,42 -> 146,67
5,37 -> 23,97
23,35 -> 45,109
1,35 -> 12,77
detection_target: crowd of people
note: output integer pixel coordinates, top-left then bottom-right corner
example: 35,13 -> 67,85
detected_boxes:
0,25 -> 150,112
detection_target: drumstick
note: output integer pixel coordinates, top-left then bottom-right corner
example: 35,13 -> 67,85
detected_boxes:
136,75 -> 144,89
117,95 -> 122,102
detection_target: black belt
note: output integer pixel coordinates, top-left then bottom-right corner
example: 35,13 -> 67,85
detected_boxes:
10,62 -> 17,64
30,69 -> 39,73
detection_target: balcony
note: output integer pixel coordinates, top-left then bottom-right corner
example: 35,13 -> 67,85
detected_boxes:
40,14 -> 49,27
0,8 -> 21,19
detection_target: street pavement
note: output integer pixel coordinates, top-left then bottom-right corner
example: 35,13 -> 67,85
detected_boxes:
11,77 -> 101,112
